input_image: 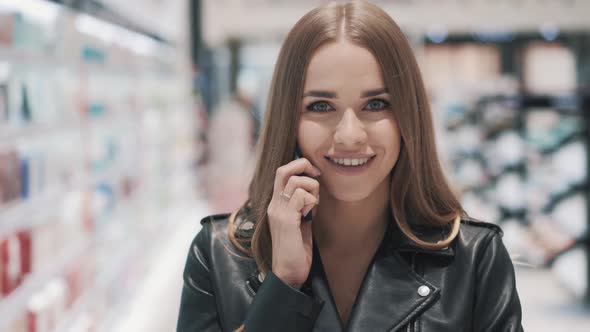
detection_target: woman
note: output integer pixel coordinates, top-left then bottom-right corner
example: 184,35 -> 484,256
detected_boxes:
177,1 -> 524,331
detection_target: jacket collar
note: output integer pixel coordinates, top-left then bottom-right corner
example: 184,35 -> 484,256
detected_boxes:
388,220 -> 456,257
306,221 -> 453,332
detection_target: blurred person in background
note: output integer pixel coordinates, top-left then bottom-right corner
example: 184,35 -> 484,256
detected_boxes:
177,1 -> 523,331
205,95 -> 256,214
204,65 -> 261,213
235,68 -> 263,145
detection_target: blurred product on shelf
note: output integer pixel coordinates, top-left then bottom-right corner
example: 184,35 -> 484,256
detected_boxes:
1,234 -> 24,295
0,148 -> 21,205
0,12 -> 15,46
0,70 -> 8,124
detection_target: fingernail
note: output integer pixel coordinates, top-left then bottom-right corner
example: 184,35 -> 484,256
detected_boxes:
314,167 -> 321,176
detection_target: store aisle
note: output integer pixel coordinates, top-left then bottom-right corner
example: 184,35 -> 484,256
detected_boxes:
111,200 -> 211,332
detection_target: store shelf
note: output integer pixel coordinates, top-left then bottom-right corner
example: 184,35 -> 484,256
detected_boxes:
0,47 -> 63,67
96,230 -> 163,332
0,199 -> 142,331
0,46 -> 169,75
92,170 -> 125,189
53,237 -> 139,332
53,203 -> 184,332
0,240 -> 91,332
0,2 -> 196,331
88,111 -> 141,130
0,186 -> 67,239
0,122 -> 82,144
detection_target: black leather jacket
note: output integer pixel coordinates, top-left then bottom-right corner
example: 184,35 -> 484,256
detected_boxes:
177,213 -> 524,332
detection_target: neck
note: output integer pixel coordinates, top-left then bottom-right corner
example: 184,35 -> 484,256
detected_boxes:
312,177 -> 391,256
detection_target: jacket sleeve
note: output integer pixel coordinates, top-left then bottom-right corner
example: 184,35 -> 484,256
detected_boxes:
243,269 -> 324,331
473,230 -> 524,332
177,222 -> 223,331
177,220 -> 324,332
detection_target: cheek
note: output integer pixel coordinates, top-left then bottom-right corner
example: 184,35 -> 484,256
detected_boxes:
375,118 -> 402,147
297,120 -> 327,149
375,120 -> 402,166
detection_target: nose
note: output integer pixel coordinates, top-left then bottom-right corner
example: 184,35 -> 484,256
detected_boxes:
333,108 -> 367,148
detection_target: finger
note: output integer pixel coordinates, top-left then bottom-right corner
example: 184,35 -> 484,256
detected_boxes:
273,158 -> 321,196
301,200 -> 319,217
282,176 -> 320,203
288,188 -> 318,216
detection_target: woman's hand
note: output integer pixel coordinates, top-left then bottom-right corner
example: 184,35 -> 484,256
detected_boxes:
267,158 -> 321,289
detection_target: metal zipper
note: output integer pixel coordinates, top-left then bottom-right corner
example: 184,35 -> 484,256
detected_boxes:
407,320 -> 418,332
245,279 -> 256,296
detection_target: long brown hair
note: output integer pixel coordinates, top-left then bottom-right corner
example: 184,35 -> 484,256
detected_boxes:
227,0 -> 464,278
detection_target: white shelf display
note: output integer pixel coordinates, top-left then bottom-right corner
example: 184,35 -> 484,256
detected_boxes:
428,38 -> 590,301
440,91 -> 588,296
0,2 -> 198,332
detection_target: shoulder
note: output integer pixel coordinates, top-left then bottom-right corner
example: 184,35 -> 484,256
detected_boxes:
457,216 -> 504,248
457,218 -> 516,281
193,212 -> 251,260
399,216 -> 505,257
448,217 -> 511,265
459,216 -> 503,239
194,212 -> 231,247
199,212 -> 232,227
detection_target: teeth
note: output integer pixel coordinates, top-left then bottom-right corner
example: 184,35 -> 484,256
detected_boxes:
331,157 -> 370,166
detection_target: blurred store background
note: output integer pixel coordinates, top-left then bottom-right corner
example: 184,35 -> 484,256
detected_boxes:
0,0 -> 589,331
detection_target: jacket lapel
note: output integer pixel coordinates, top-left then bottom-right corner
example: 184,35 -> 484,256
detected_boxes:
308,222 -> 452,332
309,241 -> 346,331
345,249 -> 441,332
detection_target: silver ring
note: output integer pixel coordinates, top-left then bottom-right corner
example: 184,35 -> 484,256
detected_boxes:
280,191 -> 291,200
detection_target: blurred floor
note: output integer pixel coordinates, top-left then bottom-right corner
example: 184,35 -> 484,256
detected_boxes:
112,211 -> 590,331
516,268 -> 590,331
112,199 -> 211,332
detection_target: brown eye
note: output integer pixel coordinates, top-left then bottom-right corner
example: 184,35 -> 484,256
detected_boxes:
306,101 -> 333,112
365,99 -> 390,111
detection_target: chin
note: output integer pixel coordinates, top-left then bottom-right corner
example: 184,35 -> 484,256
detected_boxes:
330,188 -> 373,202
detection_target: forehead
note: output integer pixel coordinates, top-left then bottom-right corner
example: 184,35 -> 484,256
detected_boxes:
304,41 -> 384,90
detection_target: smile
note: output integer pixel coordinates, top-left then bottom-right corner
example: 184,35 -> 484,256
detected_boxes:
324,155 -> 376,174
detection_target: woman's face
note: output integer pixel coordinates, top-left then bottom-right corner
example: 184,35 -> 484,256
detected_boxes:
297,40 -> 402,202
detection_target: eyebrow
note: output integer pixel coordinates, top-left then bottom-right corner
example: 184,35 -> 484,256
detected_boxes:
303,88 -> 389,99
